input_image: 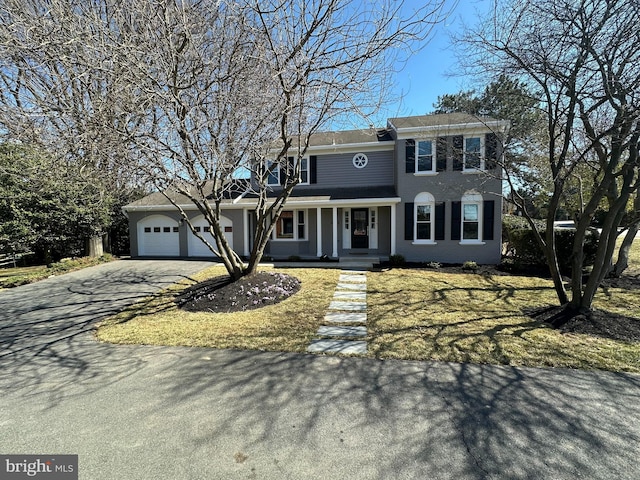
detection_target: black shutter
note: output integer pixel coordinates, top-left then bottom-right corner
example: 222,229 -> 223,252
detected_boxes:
310,155 -> 317,184
483,200 -> 495,240
451,201 -> 461,240
405,139 -> 415,173
485,133 -> 498,170
404,202 -> 414,240
436,137 -> 447,172
452,135 -> 463,171
435,202 -> 445,240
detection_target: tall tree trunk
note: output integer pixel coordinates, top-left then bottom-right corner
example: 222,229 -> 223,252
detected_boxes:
612,192 -> 640,277
86,235 -> 104,257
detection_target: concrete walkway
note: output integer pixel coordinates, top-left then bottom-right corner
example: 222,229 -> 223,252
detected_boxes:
307,270 -> 368,355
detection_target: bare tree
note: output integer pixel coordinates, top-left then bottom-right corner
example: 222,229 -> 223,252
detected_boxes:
0,0 -> 447,280
460,0 -> 640,314
0,0 -> 147,255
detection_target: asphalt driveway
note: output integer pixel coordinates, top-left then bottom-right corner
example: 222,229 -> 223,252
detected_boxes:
1,260 -> 640,479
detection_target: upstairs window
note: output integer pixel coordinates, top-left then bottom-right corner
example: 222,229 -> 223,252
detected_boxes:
464,137 -> 483,171
299,157 -> 309,184
416,140 -> 434,173
267,160 -> 280,186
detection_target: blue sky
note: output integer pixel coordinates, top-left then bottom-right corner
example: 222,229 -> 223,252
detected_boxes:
379,0 -> 490,121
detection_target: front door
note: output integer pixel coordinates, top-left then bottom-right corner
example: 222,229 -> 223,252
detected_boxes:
351,208 -> 369,249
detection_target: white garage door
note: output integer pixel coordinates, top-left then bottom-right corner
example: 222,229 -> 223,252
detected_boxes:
187,215 -> 234,257
137,215 -> 180,257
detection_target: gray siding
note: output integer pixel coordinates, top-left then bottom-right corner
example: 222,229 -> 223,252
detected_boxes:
394,138 -> 503,264
315,150 -> 393,187
252,149 -> 394,190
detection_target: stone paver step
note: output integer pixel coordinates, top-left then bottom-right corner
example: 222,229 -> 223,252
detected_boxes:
333,291 -> 366,300
307,339 -> 367,354
340,270 -> 367,275
317,326 -> 367,337
324,312 -> 367,324
338,274 -> 367,283
335,282 -> 367,291
328,300 -> 366,311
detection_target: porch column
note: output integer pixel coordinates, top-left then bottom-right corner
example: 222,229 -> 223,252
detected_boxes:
390,203 -> 397,255
316,207 -> 323,257
243,208 -> 250,257
332,207 -> 338,258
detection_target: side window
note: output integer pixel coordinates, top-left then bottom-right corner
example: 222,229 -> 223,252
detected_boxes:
416,140 -> 434,173
457,192 -> 484,243
413,192 -> 435,243
464,137 -> 483,171
267,160 -> 280,186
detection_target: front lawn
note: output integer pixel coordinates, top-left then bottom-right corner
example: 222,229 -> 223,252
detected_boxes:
97,267 -> 339,352
366,268 -> 640,372
97,241 -> 640,373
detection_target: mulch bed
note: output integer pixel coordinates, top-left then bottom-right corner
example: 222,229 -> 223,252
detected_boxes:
175,271 -> 301,313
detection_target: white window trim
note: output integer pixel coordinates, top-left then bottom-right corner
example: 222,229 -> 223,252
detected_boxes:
463,136 -> 485,173
414,139 -> 438,176
272,209 -> 307,241
268,157 -> 310,185
459,195 -> 484,244
299,157 -> 310,185
413,192 -> 437,245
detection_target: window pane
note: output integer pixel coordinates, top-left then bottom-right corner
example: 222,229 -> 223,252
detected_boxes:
466,137 -> 481,152
418,140 -> 432,156
277,211 -> 294,238
463,222 -> 479,240
417,141 -> 432,172
298,210 -> 305,224
298,224 -> 305,239
267,161 -> 279,185
465,138 -> 481,169
417,156 -> 432,172
463,204 -> 478,221
416,223 -> 431,240
417,205 -> 431,221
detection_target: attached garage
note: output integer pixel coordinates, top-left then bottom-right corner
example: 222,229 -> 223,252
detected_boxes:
137,215 -> 180,256
187,215 -> 234,257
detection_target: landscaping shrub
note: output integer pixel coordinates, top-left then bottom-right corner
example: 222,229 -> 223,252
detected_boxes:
389,254 -> 406,266
507,228 -> 600,274
462,261 -> 478,272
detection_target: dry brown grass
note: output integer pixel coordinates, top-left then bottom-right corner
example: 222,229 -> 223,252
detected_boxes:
97,266 -> 339,353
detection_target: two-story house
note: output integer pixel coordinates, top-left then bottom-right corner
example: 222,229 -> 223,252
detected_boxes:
123,113 -> 509,264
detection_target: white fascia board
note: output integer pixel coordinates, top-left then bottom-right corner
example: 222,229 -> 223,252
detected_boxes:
123,200 -> 245,212
233,197 -> 402,208
305,141 -> 395,154
393,120 -> 511,139
124,196 -> 402,213
270,141 -> 395,157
